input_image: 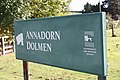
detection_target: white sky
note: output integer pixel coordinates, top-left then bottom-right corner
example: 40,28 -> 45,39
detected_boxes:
69,0 -> 105,11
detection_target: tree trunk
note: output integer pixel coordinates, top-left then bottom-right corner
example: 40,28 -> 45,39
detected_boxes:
112,23 -> 116,37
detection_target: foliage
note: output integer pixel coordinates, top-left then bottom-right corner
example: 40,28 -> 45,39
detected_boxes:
104,0 -> 120,20
106,14 -> 113,29
108,0 -> 120,15
117,21 -> 120,28
83,2 -> 108,13
83,2 -> 93,13
0,0 -> 71,38
19,0 -> 71,19
0,0 -> 21,36
83,0 -> 120,20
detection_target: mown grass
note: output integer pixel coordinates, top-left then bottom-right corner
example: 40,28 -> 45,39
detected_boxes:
0,29 -> 120,80
107,29 -> 120,80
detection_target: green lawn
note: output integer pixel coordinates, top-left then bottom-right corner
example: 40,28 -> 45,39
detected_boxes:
0,29 -> 120,80
107,29 -> 120,80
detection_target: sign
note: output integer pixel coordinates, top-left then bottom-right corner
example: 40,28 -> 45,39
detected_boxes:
14,12 -> 107,76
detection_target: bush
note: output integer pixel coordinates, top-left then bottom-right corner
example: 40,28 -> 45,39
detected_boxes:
117,21 -> 120,28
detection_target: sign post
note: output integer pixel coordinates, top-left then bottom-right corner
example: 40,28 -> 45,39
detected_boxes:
23,61 -> 29,80
14,12 -> 107,80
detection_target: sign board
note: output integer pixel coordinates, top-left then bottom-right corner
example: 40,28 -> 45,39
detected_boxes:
14,12 -> 107,76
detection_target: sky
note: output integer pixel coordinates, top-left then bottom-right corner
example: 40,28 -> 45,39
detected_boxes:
69,0 -> 105,11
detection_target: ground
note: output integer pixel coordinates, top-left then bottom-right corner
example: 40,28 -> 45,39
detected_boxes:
0,29 -> 120,80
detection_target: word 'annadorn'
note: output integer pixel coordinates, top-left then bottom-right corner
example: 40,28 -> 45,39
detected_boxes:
26,31 -> 60,40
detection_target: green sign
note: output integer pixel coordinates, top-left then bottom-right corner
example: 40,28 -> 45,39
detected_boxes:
14,12 -> 107,76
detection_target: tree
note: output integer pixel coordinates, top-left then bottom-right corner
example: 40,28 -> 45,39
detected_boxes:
0,0 -> 71,37
83,2 -> 93,13
107,0 -> 120,20
0,0 -> 21,36
101,1 -> 108,13
92,4 -> 99,12
83,2 -> 108,13
19,0 -> 71,19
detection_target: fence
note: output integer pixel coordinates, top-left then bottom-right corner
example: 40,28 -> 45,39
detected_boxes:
0,36 -> 14,55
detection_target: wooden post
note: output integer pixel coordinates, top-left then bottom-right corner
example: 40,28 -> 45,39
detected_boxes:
98,75 -> 107,80
23,61 -> 30,80
111,23 -> 116,37
0,37 -> 1,55
1,36 -> 5,55
13,41 -> 15,53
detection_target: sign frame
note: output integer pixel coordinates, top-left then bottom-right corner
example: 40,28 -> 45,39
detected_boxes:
14,12 -> 107,80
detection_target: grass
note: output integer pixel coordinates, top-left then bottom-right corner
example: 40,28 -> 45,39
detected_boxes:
0,29 -> 120,80
107,29 -> 120,80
